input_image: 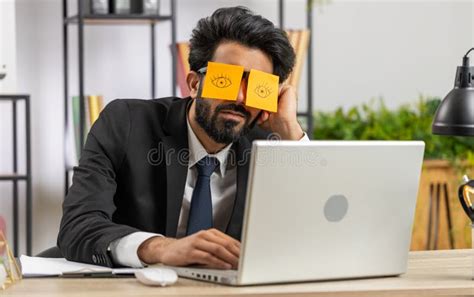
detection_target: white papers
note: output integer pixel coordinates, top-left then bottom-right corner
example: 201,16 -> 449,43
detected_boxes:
20,255 -> 138,278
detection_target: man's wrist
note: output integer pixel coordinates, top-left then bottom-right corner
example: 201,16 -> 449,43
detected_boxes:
278,121 -> 304,140
109,232 -> 162,268
137,236 -> 175,264
138,236 -> 164,264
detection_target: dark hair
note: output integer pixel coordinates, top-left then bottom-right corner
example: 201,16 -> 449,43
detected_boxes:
188,6 -> 295,82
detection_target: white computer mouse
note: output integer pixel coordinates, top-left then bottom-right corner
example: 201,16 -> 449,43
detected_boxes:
134,268 -> 178,287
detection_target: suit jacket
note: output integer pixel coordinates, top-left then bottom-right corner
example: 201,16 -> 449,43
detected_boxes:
58,97 -> 269,267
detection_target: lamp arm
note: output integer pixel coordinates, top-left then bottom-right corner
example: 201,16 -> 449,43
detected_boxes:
464,48 -> 474,58
463,48 -> 474,66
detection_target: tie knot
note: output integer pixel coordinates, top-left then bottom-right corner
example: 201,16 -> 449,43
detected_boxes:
195,156 -> 219,177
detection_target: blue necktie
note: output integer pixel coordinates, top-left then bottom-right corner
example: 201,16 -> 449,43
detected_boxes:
186,156 -> 219,236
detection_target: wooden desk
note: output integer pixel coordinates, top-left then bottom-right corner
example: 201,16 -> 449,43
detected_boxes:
4,249 -> 474,296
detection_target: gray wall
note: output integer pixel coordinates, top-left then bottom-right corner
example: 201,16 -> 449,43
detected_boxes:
0,0 -> 472,255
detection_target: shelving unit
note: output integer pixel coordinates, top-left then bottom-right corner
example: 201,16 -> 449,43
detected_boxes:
63,0 -> 177,192
0,94 -> 32,256
278,0 -> 314,137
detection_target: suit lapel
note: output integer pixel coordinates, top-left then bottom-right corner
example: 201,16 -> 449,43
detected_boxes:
162,98 -> 191,237
226,137 -> 252,240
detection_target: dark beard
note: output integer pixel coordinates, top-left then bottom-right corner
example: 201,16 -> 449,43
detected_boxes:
194,98 -> 253,144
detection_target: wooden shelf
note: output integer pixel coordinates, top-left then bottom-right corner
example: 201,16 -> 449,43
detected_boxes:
64,14 -> 172,25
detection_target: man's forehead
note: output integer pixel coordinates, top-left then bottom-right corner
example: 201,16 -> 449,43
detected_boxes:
211,42 -> 273,74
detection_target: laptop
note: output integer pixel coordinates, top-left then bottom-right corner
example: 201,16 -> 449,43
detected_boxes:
170,141 -> 425,286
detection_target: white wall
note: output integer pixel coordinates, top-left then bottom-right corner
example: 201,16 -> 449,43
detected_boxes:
311,0 -> 473,111
68,0 -> 474,110
0,0 -> 19,253
0,0 -> 17,93
14,0 -> 63,255
0,0 -> 473,255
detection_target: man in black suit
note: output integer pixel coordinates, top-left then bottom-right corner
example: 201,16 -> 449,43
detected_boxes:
58,6 -> 306,269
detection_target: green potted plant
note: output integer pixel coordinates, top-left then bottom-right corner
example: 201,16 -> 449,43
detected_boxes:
313,97 -> 474,162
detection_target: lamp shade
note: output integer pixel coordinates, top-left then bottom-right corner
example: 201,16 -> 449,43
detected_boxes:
432,59 -> 474,136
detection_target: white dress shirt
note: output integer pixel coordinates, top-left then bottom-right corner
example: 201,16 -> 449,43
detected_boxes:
109,118 -> 309,268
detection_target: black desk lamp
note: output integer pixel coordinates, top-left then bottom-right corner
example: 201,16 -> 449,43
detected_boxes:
432,48 -> 474,137
432,47 -> 474,223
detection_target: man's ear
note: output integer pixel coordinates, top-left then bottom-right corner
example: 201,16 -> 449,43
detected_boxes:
186,71 -> 201,99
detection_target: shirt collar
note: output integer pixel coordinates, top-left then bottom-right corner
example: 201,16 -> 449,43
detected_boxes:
186,116 -> 233,177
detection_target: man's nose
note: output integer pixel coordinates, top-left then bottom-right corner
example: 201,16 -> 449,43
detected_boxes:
235,78 -> 248,105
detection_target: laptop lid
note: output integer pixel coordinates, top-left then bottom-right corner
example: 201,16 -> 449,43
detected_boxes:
237,141 -> 425,285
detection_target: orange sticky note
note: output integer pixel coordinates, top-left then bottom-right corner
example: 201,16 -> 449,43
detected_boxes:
201,62 -> 244,101
245,69 -> 279,112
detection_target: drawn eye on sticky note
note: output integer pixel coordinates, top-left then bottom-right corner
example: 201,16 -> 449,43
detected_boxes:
201,62 -> 244,101
245,69 -> 279,112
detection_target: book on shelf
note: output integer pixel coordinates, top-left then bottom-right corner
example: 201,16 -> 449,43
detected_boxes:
92,0 -> 109,14
112,0 -> 130,14
66,95 -> 104,167
71,96 -> 81,164
82,0 -> 109,15
176,42 -> 191,97
285,29 -> 311,89
111,0 -> 142,14
84,96 -> 92,137
64,118 -> 77,168
142,0 -> 160,15
88,95 -> 103,125
81,0 -> 161,16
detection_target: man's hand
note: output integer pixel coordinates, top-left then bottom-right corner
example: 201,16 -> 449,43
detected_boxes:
137,228 -> 240,270
256,84 -> 304,140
